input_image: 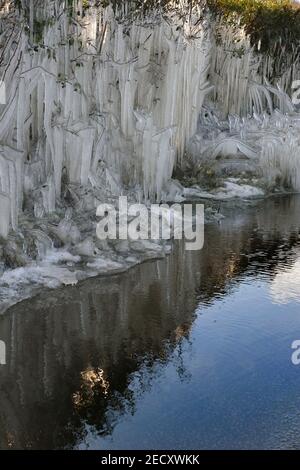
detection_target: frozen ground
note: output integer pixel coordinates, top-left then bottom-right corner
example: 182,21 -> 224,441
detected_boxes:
0,182 -> 264,315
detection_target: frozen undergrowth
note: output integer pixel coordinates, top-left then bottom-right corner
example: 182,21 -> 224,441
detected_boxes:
186,106 -> 300,194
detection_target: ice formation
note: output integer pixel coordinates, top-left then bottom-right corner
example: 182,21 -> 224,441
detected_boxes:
1,1 -> 300,236
210,25 -> 300,117
0,0 -> 211,234
188,105 -> 300,193
0,0 -> 300,310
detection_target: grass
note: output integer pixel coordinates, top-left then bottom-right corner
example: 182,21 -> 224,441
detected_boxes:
208,0 -> 300,52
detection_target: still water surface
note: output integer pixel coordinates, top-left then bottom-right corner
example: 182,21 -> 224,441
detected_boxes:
1,196 -> 300,449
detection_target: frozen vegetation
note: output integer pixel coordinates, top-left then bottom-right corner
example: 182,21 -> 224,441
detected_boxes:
0,0 -> 300,311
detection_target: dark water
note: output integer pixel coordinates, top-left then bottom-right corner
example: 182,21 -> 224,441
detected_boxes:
1,196 -> 300,449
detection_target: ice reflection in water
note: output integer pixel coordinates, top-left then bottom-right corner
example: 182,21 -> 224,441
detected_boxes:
271,259 -> 300,305
1,196 -> 300,449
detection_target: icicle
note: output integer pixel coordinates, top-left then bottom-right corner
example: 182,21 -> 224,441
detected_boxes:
0,192 -> 10,238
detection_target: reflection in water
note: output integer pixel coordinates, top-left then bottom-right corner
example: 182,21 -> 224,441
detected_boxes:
1,196 -> 300,449
271,259 -> 300,305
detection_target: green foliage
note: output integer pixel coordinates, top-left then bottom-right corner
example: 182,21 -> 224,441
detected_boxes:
208,0 -> 300,52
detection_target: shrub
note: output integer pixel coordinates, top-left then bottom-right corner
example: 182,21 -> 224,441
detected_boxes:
208,0 -> 300,52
